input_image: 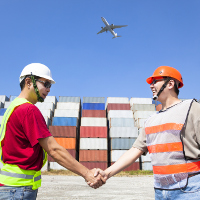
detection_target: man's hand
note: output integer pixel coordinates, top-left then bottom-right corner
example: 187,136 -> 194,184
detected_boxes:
87,168 -> 108,189
84,168 -> 105,189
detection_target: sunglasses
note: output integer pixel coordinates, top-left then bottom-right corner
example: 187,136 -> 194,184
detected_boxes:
35,79 -> 52,88
151,79 -> 166,85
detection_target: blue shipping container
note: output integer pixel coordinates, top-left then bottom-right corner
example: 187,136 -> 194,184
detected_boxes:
83,103 -> 105,110
52,117 -> 78,126
111,138 -> 136,150
0,108 -> 7,116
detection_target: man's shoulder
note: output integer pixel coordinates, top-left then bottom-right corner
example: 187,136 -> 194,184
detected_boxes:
15,103 -> 40,113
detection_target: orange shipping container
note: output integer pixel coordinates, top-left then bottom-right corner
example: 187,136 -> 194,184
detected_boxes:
107,103 -> 130,112
79,150 -> 107,162
80,162 -> 108,170
82,110 -> 106,118
111,162 -> 140,171
48,149 -> 77,161
54,138 -> 76,149
49,126 -> 77,138
80,126 -> 107,138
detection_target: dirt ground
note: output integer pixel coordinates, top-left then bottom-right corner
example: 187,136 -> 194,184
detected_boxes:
37,175 -> 154,200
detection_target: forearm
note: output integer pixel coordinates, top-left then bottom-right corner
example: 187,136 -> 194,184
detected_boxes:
105,147 -> 143,179
39,137 -> 89,179
49,146 -> 89,178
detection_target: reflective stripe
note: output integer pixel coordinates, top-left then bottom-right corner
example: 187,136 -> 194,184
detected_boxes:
145,123 -> 183,135
153,161 -> 200,174
34,175 -> 41,182
148,142 -> 183,153
0,171 -> 41,182
0,171 -> 34,179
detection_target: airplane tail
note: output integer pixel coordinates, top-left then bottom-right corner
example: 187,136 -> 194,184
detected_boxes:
112,35 -> 121,39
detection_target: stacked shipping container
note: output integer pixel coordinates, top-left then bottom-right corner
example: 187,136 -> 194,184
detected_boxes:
48,96 -> 81,170
130,97 -> 157,170
107,97 -> 140,171
0,95 -> 9,126
80,97 -> 108,170
35,96 -> 57,128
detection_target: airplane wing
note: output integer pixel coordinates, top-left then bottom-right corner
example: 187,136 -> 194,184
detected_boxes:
110,24 -> 128,29
97,27 -> 107,34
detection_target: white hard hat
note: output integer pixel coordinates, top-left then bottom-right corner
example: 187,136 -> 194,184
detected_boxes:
19,63 -> 55,84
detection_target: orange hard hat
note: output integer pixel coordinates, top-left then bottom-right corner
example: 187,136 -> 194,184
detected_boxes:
146,66 -> 183,88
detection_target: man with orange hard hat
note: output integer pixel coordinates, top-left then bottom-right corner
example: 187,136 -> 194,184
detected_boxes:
90,66 -> 200,199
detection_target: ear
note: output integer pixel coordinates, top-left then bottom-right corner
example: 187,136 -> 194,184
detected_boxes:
168,80 -> 175,90
25,77 -> 32,86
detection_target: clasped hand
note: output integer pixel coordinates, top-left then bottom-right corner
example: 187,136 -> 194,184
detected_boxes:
85,168 -> 107,189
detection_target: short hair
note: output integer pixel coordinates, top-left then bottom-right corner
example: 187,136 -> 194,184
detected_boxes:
20,75 -> 40,91
171,79 -> 179,96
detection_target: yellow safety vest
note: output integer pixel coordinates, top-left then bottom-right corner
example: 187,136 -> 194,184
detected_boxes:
0,97 -> 47,190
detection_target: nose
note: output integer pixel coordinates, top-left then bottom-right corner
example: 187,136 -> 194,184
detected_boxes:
46,87 -> 50,93
150,83 -> 154,88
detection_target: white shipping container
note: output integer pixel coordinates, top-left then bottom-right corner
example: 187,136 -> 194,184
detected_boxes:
141,152 -> 151,162
134,111 -> 157,120
49,162 -> 67,170
0,116 -> 3,125
56,102 -> 80,110
4,102 -> 11,109
111,150 -> 139,162
54,109 -> 80,118
40,110 -> 53,119
83,97 -> 105,103
0,102 -> 4,108
41,162 -> 48,172
106,97 -> 129,108
43,116 -> 52,127
80,138 -> 107,150
44,96 -> 57,104
130,98 -> 152,105
59,96 -> 80,103
135,118 -> 147,128
81,117 -> 107,127
142,162 -> 153,171
35,102 -> 55,111
109,118 -> 135,127
131,104 -> 155,112
108,110 -> 133,119
109,127 -> 138,138
0,95 -> 9,104
9,95 -> 17,101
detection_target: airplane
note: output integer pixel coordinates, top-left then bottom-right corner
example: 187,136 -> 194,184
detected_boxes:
97,17 -> 128,39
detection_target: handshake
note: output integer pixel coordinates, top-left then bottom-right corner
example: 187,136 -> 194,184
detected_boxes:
84,168 -> 108,189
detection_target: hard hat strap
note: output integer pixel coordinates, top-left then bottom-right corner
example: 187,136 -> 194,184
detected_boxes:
30,73 -> 44,103
153,77 -> 171,101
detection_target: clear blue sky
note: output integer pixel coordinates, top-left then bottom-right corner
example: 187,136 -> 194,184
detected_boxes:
0,0 -> 199,101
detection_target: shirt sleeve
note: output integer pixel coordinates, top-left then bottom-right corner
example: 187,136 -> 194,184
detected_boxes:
132,127 -> 148,154
192,101 -> 200,146
22,104 -> 52,147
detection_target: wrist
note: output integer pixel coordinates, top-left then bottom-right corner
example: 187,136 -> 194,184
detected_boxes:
83,169 -> 89,180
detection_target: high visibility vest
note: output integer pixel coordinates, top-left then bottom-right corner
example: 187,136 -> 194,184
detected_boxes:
0,98 -> 47,190
145,99 -> 200,190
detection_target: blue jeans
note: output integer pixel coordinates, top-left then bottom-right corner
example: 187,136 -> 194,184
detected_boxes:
155,173 -> 200,200
0,186 -> 38,200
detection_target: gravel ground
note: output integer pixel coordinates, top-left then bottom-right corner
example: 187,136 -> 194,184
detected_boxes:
37,175 -> 154,200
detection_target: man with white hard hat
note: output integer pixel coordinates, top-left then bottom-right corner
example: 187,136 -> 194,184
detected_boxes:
0,63 -> 105,199
91,66 -> 200,199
